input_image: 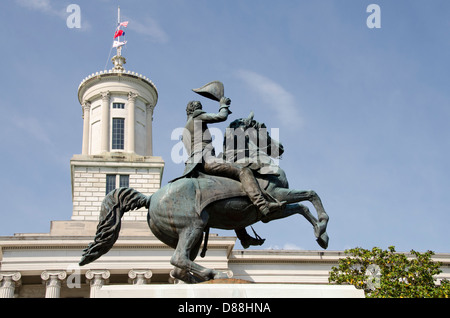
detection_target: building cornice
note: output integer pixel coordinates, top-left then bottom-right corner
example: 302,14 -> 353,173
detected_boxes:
229,249 -> 450,265
77,71 -> 158,105
0,231 -> 237,253
229,250 -> 346,264
70,153 -> 165,167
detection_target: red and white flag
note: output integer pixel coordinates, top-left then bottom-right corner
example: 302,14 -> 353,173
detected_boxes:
118,21 -> 129,28
114,29 -> 125,38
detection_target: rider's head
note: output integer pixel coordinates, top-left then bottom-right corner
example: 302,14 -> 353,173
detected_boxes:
186,101 -> 202,116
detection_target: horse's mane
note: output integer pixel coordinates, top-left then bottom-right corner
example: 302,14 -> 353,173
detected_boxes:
223,114 -> 284,161
228,118 -> 263,130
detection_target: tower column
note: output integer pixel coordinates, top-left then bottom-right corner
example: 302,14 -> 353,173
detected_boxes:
127,92 -> 138,153
128,269 -> 152,285
100,91 -> 111,153
146,104 -> 155,156
81,101 -> 91,155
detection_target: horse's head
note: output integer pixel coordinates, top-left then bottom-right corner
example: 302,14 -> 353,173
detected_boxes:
228,112 -> 260,130
225,112 -> 284,159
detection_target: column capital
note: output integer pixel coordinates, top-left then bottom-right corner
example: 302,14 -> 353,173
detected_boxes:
100,91 -> 111,101
81,100 -> 91,109
86,269 -> 110,298
41,270 -> 67,282
81,101 -> 91,119
41,270 -> 67,298
85,269 -> 110,284
128,269 -> 152,285
128,91 -> 138,101
0,272 -> 22,298
0,272 -> 22,287
0,272 -> 21,282
146,103 -> 155,113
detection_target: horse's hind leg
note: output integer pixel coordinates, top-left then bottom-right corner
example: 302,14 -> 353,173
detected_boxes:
170,221 -> 228,283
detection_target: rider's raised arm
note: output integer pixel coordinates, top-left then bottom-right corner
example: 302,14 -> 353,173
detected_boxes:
196,97 -> 232,123
197,108 -> 230,123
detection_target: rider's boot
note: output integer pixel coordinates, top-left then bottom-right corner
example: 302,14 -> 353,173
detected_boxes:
235,228 -> 265,249
260,201 -> 285,216
239,168 -> 284,216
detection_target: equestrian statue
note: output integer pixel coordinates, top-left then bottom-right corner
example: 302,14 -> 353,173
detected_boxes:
79,81 -> 329,284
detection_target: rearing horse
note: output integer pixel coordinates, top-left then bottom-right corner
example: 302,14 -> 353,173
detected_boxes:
79,114 -> 329,284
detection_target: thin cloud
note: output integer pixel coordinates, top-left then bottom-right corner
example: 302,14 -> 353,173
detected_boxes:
16,0 -> 65,18
12,116 -> 53,146
125,16 -> 169,43
235,69 -> 302,129
10,115 -> 70,168
15,0 -> 91,31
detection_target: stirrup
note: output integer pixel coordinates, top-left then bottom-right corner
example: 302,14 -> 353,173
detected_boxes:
241,227 -> 266,249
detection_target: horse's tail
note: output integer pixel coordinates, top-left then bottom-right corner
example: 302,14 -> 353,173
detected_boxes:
79,187 -> 150,266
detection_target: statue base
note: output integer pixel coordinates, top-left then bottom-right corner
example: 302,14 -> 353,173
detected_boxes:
94,280 -> 364,298
200,278 -> 253,284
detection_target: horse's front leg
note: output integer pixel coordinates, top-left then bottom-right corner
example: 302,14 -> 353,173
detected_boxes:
272,189 -> 329,224
261,202 -> 316,225
261,203 -> 328,248
170,216 -> 229,283
269,188 -> 329,249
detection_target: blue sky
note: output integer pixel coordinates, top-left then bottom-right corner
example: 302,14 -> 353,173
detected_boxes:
1,0 -> 449,253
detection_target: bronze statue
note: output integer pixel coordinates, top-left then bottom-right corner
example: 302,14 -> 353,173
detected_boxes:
173,81 -> 284,217
80,81 -> 329,284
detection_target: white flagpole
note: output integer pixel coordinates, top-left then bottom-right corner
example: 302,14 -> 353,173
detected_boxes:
117,6 -> 122,56
104,6 -> 120,69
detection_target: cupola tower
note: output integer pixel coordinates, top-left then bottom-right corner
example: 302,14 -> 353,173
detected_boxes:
70,8 -> 164,221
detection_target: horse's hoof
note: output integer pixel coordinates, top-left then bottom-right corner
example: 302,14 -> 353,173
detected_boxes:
316,232 -> 329,249
314,220 -> 328,238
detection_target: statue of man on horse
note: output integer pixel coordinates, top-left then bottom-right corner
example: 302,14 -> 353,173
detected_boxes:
79,81 -> 329,284
172,81 -> 287,249
172,81 -> 284,216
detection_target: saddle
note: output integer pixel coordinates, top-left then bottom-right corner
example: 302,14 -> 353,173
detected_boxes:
189,172 -> 271,216
190,172 -> 271,258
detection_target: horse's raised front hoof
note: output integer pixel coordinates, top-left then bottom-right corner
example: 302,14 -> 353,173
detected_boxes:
213,271 -> 231,280
313,220 -> 327,239
316,232 -> 329,249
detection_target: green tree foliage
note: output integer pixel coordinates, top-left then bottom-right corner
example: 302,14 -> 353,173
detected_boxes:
329,246 -> 450,298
